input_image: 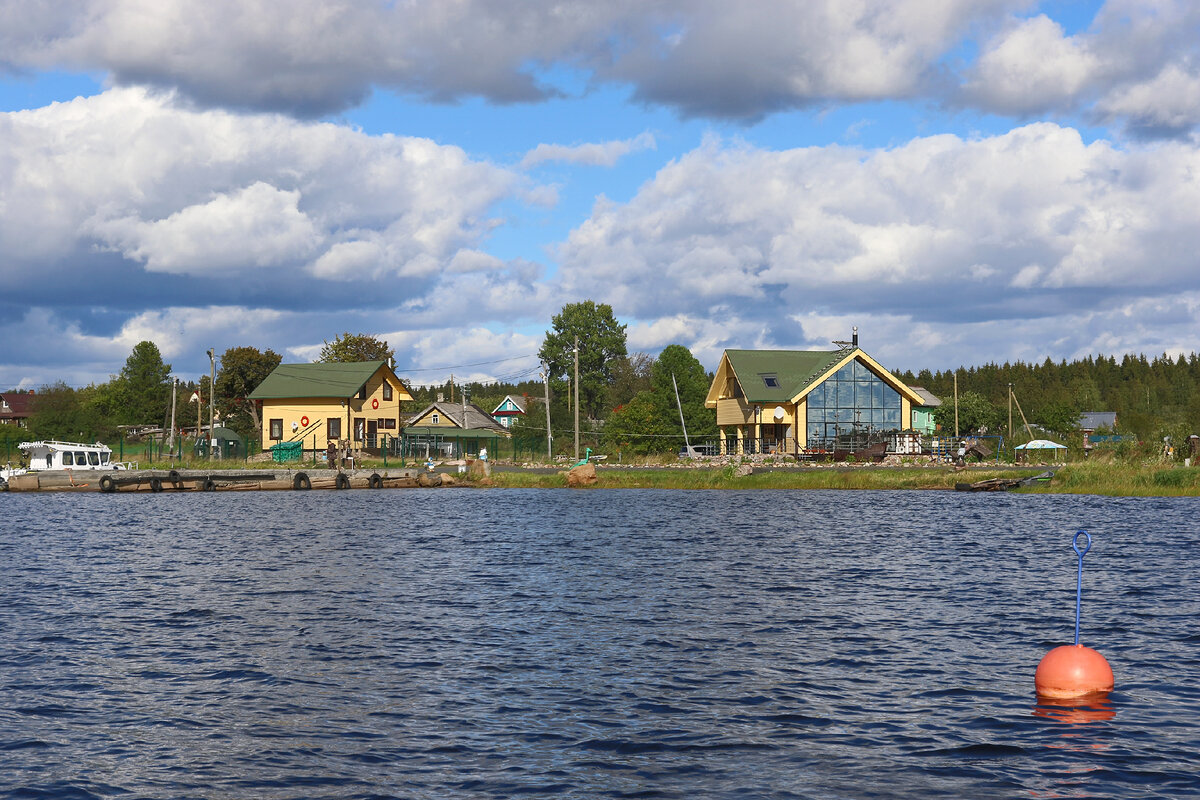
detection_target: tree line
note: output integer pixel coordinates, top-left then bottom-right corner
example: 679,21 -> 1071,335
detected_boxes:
7,301 -> 1200,457
897,352 -> 1200,444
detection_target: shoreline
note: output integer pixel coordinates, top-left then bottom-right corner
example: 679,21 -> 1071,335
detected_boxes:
5,461 -> 1198,498
475,461 -> 1200,497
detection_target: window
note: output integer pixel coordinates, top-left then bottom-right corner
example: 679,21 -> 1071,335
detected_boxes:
383,382 -> 393,401
327,417 -> 341,440
379,418 -> 396,430
62,451 -> 73,466
88,451 -> 100,466
805,358 -> 901,444
270,418 -> 283,440
358,385 -> 367,400
431,412 -> 440,425
762,374 -> 779,388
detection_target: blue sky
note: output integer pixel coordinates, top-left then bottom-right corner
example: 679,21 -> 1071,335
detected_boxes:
2,0 -> 1199,392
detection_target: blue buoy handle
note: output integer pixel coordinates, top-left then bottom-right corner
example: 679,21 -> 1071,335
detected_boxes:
1073,530 -> 1091,646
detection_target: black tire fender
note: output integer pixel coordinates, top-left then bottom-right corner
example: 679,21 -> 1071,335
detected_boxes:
149,477 -> 163,493
99,474 -> 116,493
202,477 -> 217,492
293,472 -> 312,491
335,473 -> 351,490
368,473 -> 383,489
167,469 -> 181,484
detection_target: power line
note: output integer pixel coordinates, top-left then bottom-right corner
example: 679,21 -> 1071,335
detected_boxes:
395,353 -> 539,374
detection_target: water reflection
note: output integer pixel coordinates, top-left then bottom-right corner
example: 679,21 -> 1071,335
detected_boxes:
1033,693 -> 1116,724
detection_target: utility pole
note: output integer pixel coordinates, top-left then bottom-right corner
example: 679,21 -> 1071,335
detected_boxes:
207,349 -> 215,461
573,336 -> 580,461
168,378 -> 177,453
953,372 -> 959,438
541,364 -> 553,460
1008,383 -> 1013,439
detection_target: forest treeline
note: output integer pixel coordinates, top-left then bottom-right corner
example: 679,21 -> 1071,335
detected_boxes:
896,352 -> 1200,443
6,301 -> 1199,458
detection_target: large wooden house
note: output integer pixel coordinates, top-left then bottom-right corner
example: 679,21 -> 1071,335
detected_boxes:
248,361 -> 413,453
705,334 -> 925,457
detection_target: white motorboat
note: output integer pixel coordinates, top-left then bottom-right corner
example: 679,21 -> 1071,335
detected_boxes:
1,440 -> 130,484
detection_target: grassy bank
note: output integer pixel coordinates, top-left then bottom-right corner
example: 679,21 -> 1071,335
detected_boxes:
481,463 -> 1200,496
1024,461 -> 1200,497
482,466 -> 1025,491
126,456 -> 1200,496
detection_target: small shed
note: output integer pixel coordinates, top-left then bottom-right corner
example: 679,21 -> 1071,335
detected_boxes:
194,426 -> 246,460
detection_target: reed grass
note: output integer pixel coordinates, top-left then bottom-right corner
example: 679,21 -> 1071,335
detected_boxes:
481,466 -> 1039,492
479,463 -> 1200,495
1023,461 -> 1200,497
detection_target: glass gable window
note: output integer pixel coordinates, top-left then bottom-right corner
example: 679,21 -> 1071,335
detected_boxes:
805,358 -> 902,442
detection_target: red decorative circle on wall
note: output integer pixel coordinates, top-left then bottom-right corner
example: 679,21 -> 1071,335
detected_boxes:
372,398 -> 379,409
300,416 -> 309,426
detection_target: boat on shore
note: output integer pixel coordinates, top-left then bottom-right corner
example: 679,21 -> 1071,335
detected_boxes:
1,440 -> 131,487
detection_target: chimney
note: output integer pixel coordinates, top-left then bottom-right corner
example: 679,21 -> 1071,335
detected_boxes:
437,392 -> 444,403
852,326 -> 858,348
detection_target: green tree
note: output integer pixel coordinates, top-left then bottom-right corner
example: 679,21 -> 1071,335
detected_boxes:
1035,401 -> 1080,441
317,332 -> 395,363
651,344 -> 717,443
601,392 -> 669,455
216,346 -> 282,440
601,344 -> 717,455
117,341 -> 172,426
538,301 -> 627,419
607,352 -> 654,408
932,391 -> 1003,435
28,382 -> 88,440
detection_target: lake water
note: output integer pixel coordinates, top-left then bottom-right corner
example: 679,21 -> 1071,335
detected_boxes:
1,488 -> 1198,799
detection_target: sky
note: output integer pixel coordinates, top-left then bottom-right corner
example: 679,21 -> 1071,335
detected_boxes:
2,0 -> 1199,391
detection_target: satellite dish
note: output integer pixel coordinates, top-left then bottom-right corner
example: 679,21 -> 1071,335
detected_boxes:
774,406 -> 785,420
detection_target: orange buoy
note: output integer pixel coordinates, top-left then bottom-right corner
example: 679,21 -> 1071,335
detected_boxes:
1035,644 -> 1113,698
1035,530 -> 1114,699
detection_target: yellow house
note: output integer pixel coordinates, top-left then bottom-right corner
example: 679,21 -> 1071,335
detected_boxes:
248,360 -> 413,453
705,336 -> 924,458
402,399 -> 509,458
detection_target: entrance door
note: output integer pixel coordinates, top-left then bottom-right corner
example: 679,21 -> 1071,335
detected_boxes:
367,420 -> 378,449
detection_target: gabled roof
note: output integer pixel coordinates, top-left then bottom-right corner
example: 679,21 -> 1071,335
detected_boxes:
249,361 -> 409,400
708,347 -> 925,407
908,386 -> 942,408
492,395 -> 527,415
406,401 -> 508,433
722,349 -> 846,404
1078,411 -> 1117,430
0,392 -> 35,416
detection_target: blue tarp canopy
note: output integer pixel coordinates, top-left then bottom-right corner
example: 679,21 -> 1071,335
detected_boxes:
1015,439 -> 1067,450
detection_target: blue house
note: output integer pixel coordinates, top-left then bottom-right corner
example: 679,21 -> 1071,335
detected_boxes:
491,395 -> 527,430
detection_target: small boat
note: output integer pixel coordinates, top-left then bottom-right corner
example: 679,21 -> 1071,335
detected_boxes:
954,470 -> 1055,492
1,440 -> 130,485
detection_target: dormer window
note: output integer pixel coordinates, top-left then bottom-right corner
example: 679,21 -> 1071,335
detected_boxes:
762,375 -> 779,388
432,413 -> 440,425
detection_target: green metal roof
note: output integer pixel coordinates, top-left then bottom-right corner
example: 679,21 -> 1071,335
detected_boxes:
249,361 -> 389,399
724,349 -> 847,403
403,426 -> 505,439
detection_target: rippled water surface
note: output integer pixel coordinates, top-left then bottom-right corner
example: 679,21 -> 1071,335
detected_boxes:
2,489 -> 1198,799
